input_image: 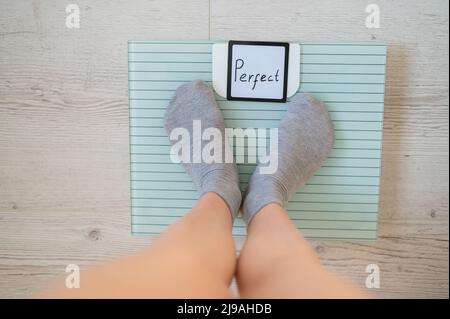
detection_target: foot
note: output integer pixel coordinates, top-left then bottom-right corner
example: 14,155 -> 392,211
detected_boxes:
164,80 -> 242,220
242,93 -> 334,224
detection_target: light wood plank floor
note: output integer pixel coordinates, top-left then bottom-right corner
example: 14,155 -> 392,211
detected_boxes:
0,0 -> 448,298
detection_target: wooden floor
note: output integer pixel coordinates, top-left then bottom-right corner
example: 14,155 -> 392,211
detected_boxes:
0,0 -> 448,298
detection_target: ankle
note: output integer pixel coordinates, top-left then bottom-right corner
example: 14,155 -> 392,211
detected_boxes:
242,175 -> 288,224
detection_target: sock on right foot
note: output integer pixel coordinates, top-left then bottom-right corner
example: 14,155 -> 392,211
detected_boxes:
242,94 -> 335,225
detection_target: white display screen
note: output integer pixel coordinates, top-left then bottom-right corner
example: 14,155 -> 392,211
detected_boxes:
227,41 -> 289,102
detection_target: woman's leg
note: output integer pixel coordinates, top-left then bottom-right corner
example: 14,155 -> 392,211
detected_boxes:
237,94 -> 365,298
236,203 -> 367,298
44,80 -> 242,298
45,193 -> 236,298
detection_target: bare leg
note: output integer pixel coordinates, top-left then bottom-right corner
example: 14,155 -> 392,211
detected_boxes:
45,193 -> 236,298
236,204 -> 367,298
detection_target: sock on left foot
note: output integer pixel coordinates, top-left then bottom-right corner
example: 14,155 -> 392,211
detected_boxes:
164,80 -> 242,220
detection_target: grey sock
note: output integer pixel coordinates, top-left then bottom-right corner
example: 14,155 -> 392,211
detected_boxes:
242,93 -> 335,225
164,80 -> 242,220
